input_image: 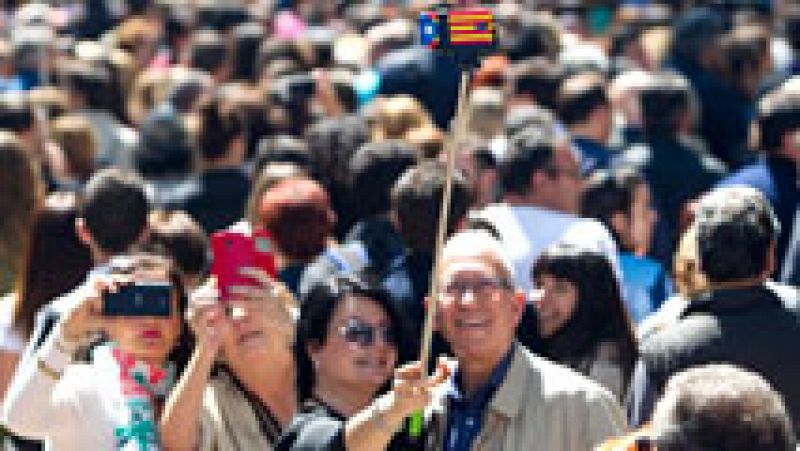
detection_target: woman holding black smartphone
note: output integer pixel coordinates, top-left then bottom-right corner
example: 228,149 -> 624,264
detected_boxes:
2,252 -> 192,450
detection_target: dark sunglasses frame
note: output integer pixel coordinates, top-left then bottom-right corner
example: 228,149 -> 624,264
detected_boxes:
338,320 -> 396,347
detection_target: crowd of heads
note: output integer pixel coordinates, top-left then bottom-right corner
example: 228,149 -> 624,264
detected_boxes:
2,0 -> 800,447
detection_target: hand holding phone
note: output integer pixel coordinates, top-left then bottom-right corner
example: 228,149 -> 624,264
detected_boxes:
210,230 -> 277,301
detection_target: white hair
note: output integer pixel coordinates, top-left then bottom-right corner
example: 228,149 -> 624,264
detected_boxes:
441,230 -> 514,281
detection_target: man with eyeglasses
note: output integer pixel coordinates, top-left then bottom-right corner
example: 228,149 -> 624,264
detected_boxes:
425,230 -> 626,451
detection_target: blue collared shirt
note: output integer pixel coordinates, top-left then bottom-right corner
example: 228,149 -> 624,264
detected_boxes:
443,344 -> 516,451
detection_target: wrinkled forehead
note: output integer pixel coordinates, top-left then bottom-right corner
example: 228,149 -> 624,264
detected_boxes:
441,254 -> 512,283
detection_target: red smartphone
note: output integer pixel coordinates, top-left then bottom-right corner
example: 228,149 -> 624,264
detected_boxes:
210,230 -> 277,301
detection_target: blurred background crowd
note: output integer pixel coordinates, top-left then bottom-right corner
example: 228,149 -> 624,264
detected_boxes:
1,0 -> 800,449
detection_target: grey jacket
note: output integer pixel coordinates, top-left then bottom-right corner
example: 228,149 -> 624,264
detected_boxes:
426,345 -> 626,451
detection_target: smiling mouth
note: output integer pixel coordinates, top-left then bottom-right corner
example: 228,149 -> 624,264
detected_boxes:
455,319 -> 489,328
237,330 -> 263,344
354,357 -> 391,370
140,330 -> 163,339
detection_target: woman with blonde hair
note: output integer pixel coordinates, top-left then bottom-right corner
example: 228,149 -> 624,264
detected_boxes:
369,95 -> 436,142
161,270 -> 299,450
51,114 -> 98,187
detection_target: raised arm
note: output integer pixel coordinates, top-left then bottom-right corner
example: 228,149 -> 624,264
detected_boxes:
160,282 -> 228,451
345,359 -> 449,451
2,280 -> 106,439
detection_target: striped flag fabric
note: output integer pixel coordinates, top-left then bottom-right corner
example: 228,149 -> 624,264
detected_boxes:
447,9 -> 494,46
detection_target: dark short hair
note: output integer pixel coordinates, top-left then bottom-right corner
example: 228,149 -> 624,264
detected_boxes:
295,275 -> 408,402
581,168 -> 645,249
80,168 -> 150,254
231,22 -> 265,82
0,93 -> 34,131
557,73 -> 609,126
653,364 -> 795,451
133,109 -> 194,178
509,58 -> 565,111
640,73 -> 692,137
187,29 -> 229,74
59,60 -> 112,110
696,186 -> 780,283
256,177 -> 334,261
304,116 -> 370,236
498,126 -> 557,196
142,210 -> 209,278
349,140 -> 417,218
757,85 -> 800,153
256,38 -> 309,76
196,95 -> 243,161
391,161 -> 472,252
253,135 -> 313,176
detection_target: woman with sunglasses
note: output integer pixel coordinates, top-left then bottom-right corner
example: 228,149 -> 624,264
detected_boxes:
160,267 -> 298,450
3,253 -> 193,450
277,275 -> 448,451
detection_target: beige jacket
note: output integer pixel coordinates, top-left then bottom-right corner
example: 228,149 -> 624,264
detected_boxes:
199,371 -> 274,451
426,345 -> 627,451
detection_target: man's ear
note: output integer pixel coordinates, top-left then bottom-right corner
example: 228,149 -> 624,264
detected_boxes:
389,209 -> 401,232
512,291 -> 526,323
764,240 -> 777,278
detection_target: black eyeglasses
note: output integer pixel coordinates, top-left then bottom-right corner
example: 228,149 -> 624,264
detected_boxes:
338,320 -> 396,347
442,276 -> 512,299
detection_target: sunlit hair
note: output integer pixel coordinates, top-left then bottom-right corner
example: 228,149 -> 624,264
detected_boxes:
652,364 -> 795,451
442,230 -> 514,283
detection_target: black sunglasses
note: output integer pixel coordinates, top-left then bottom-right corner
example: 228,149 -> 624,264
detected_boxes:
338,320 -> 396,347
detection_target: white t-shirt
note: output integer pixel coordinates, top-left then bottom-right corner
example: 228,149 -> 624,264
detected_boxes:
472,203 -> 620,294
0,294 -> 24,354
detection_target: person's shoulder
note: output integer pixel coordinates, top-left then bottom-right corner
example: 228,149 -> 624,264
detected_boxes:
520,348 -> 616,401
718,160 -> 771,190
766,281 -> 800,312
620,254 -> 666,278
613,143 -> 652,169
637,310 -> 713,361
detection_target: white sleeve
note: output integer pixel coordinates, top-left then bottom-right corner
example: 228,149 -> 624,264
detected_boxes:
2,323 -> 79,439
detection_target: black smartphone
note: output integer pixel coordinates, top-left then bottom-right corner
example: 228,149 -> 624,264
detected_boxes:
102,283 -> 173,317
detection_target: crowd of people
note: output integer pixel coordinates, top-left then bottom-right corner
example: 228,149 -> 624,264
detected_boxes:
1,0 -> 800,449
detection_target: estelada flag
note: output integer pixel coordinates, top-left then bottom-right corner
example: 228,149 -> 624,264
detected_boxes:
419,11 -> 441,48
447,9 -> 494,46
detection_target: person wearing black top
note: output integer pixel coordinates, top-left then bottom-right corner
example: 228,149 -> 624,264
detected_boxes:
278,275 -> 448,451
